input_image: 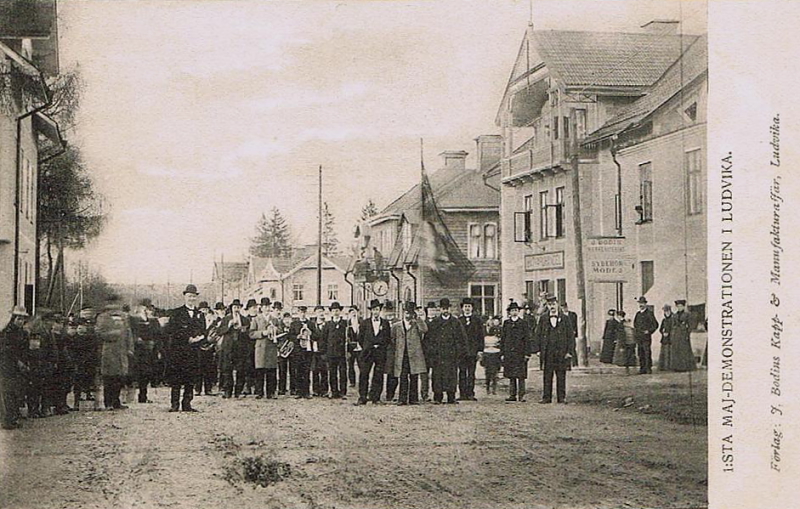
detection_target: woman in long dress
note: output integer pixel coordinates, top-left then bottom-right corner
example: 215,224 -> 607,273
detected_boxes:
599,309 -> 618,364
658,304 -> 674,371
669,300 -> 696,372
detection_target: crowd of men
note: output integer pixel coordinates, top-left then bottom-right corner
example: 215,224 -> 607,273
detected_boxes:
0,283 -> 581,429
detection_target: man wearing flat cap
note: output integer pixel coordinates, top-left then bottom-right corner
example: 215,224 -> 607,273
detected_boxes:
633,297 -> 659,374
428,298 -> 468,404
458,298 -> 484,401
164,285 -> 206,412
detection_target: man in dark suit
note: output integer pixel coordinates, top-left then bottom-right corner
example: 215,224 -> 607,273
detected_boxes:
536,295 -> 576,404
323,302 -> 348,399
562,302 -> 579,367
356,299 -> 390,405
429,298 -> 468,404
458,298 -> 484,401
289,306 -> 316,399
164,285 -> 206,412
633,296 -> 659,374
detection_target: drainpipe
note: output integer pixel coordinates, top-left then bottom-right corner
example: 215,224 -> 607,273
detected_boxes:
13,68 -> 52,309
389,269 -> 401,307
609,136 -> 624,311
344,270 -> 355,307
404,264 -> 417,303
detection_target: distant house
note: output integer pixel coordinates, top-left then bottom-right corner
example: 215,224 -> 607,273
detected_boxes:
280,254 -> 352,311
353,137 -> 502,317
0,0 -> 63,315
211,261 -> 248,304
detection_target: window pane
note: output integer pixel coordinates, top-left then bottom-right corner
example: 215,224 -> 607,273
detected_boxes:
557,279 -> 566,304
540,191 -> 549,239
641,261 -> 654,295
484,224 -> 496,258
470,284 -> 481,298
484,285 -> 495,297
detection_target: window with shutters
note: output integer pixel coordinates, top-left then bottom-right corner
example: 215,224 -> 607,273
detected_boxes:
638,162 -> 653,223
686,149 -> 703,215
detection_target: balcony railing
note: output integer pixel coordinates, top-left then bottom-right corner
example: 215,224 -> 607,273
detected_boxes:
504,138 -> 570,179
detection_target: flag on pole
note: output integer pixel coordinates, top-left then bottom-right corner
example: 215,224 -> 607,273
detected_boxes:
417,146 -> 474,282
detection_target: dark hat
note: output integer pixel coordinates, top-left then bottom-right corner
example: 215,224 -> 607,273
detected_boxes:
439,298 -> 451,309
617,310 -> 627,318
636,296 -> 648,304
383,301 -> 395,311
273,301 -> 283,310
283,312 -> 292,318
368,299 -> 383,309
260,297 -> 271,306
198,301 -> 210,310
674,299 -> 687,306
545,293 -> 557,302
607,309 -> 616,316
349,306 -> 359,312
298,305 -> 308,312
183,284 -> 199,295
231,299 -> 242,307
523,302 -> 532,310
314,305 -> 325,311
214,302 -> 225,311
404,301 -> 417,313
329,301 -> 342,310
426,301 -> 438,309
461,298 -> 474,307
245,299 -> 258,309
507,301 -> 521,311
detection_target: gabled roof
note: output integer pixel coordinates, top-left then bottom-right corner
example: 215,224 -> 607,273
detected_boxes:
497,28 -> 699,123
532,30 -> 697,88
375,167 -> 499,225
583,34 -> 707,144
281,254 -> 348,279
213,261 -> 248,283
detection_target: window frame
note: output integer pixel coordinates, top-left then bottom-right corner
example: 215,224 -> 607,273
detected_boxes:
638,161 -> 653,223
685,148 -> 703,215
467,222 -> 483,259
469,283 -> 497,317
554,186 -> 565,238
292,283 -> 304,302
641,260 -> 655,296
327,283 -> 339,301
539,190 -> 549,240
483,222 -> 497,259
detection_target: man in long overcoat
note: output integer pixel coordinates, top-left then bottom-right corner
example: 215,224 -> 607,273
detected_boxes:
215,300 -> 248,399
429,298 -> 467,404
356,299 -> 390,405
250,302 -> 279,398
390,301 -> 428,405
419,301 -> 439,402
536,296 -> 576,404
322,302 -> 348,399
633,297 -> 659,374
96,300 -> 134,410
134,303 -> 161,403
500,301 -> 533,402
164,285 -> 206,411
1,307 -> 29,429
458,298 -> 484,401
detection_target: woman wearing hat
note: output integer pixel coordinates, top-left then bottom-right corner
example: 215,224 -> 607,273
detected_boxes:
599,309 -> 618,364
657,304 -> 675,371
669,300 -> 696,372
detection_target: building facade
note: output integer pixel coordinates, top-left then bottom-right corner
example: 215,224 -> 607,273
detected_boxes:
354,137 -> 502,317
497,22 -> 706,358
0,2 -> 62,315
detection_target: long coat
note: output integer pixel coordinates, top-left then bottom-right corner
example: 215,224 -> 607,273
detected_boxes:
599,318 -> 618,364
134,317 -> 160,378
164,306 -> 206,384
500,317 -> 533,378
390,319 -> 428,376
536,314 -> 576,372
322,318 -> 347,360
97,310 -> 134,378
428,316 -> 467,390
0,322 -> 27,393
459,314 -> 485,360
250,313 -> 278,370
669,310 -> 695,372
633,308 -> 659,344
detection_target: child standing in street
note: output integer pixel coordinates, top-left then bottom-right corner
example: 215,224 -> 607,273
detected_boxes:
480,316 -> 502,395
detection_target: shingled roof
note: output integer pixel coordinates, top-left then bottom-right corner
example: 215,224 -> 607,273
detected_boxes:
532,30 -> 698,88
376,167 -> 499,225
584,34 -> 707,144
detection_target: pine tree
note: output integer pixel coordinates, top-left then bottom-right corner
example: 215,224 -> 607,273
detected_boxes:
360,199 -> 379,221
322,202 -> 339,256
250,207 -> 292,258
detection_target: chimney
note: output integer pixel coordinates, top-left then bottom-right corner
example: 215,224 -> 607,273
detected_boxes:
641,19 -> 679,35
475,135 -> 503,172
439,150 -> 468,171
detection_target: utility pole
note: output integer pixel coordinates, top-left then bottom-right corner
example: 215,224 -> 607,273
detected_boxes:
317,165 -> 323,307
220,252 -> 225,305
570,109 -> 589,367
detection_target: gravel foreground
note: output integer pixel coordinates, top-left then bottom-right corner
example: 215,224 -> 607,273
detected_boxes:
0,370 -> 707,509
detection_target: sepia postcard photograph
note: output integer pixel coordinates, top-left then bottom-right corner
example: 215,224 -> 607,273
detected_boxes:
0,1 -> 796,508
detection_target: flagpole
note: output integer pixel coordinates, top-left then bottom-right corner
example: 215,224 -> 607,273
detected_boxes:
418,138 -> 425,306
317,165 -> 323,307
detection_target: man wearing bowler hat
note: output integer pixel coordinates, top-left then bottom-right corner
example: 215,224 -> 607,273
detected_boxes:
164,285 -> 206,412
390,301 -> 427,405
356,299 -> 390,405
633,297 -> 659,374
535,295 -> 575,404
458,298 -> 484,401
322,302 -> 348,399
429,298 -> 468,404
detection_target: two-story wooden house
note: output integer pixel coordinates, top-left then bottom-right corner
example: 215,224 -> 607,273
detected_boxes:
354,137 -> 502,317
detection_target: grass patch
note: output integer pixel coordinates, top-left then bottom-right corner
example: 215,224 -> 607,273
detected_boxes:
224,454 -> 293,488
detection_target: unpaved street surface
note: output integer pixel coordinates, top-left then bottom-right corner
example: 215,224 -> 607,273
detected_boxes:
0,371 -> 707,509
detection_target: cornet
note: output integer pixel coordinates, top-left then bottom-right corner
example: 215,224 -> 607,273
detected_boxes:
298,322 -> 312,351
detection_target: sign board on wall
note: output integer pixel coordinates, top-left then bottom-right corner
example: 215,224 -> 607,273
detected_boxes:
585,237 -> 635,282
524,251 -> 565,271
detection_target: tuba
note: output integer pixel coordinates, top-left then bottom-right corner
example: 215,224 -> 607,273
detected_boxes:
276,323 -> 293,358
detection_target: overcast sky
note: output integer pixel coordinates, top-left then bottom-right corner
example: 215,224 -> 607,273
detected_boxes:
59,0 -> 706,285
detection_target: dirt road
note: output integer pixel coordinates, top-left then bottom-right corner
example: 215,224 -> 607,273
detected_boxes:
0,370 -> 707,509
